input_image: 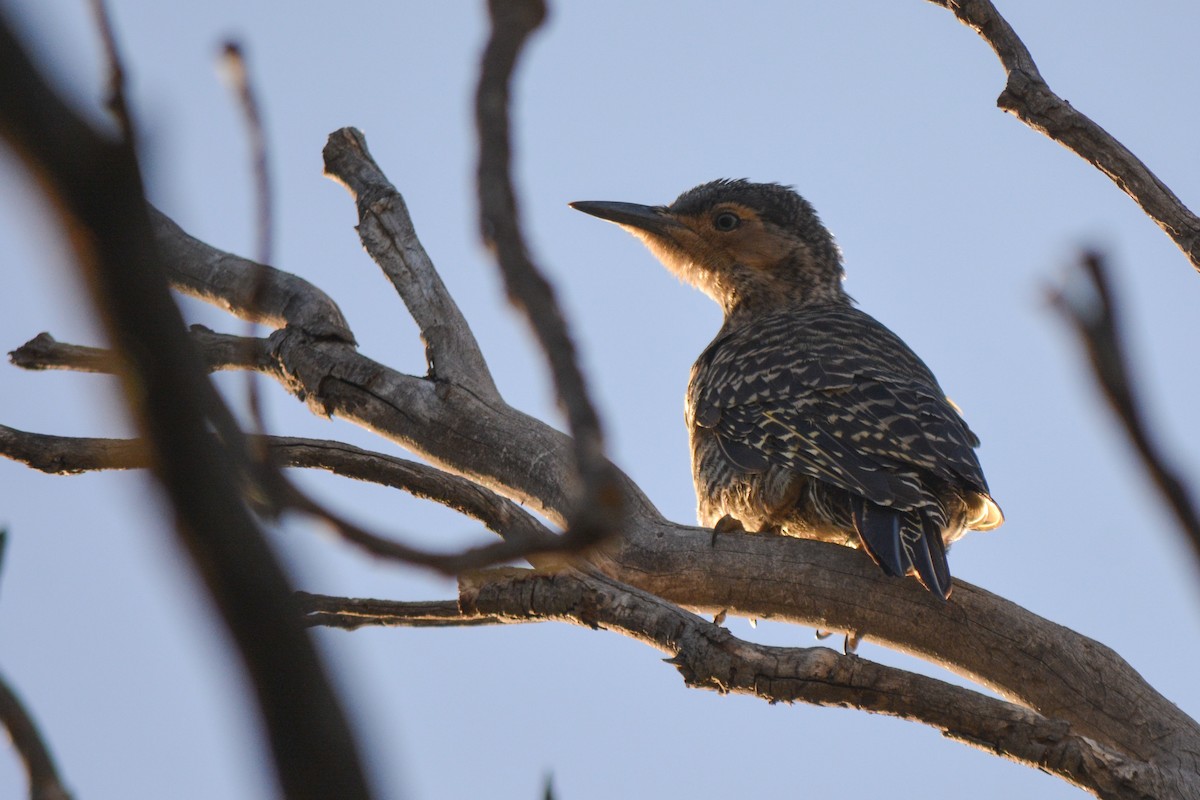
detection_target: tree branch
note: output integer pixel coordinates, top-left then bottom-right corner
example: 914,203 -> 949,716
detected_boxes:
475,0 -> 622,539
10,327 -> 275,374
1049,251 -> 1200,573
0,670 -> 72,800
149,206 -> 355,343
9,333 -> 117,372
295,593 -> 511,631
928,0 -> 1200,271
323,128 -> 496,397
0,426 -> 581,573
307,570 -> 1157,800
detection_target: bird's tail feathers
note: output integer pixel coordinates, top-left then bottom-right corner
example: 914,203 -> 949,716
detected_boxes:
851,500 -> 952,600
850,500 -> 905,578
912,512 -> 951,599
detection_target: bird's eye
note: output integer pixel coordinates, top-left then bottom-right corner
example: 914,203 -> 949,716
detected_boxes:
713,212 -> 741,232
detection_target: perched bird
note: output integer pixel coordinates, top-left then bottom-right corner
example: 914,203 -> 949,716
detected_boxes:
571,180 -> 1002,598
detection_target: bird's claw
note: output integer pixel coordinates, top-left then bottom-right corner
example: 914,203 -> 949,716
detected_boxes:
711,514 -> 745,546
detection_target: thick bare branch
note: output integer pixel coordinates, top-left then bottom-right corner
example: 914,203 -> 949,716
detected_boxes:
322,128 -> 496,397
1049,251 -> 1200,572
928,0 -> 1200,271
475,0 -> 621,538
150,206 -> 355,342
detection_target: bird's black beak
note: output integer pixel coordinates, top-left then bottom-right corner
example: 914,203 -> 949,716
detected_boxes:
569,200 -> 683,237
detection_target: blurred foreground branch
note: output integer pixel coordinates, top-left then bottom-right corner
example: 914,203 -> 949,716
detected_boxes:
0,667 -> 72,800
1049,251 -> 1200,573
0,9 -> 372,799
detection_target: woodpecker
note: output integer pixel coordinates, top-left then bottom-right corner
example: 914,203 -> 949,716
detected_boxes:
571,179 -> 1002,598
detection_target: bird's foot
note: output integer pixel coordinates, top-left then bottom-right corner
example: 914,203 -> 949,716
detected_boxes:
711,515 -> 745,546
815,629 -> 859,653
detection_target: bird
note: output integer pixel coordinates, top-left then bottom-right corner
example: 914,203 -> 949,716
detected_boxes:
570,179 -> 1002,599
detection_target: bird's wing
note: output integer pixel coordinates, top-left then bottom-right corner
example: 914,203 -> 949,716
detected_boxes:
690,308 -> 990,510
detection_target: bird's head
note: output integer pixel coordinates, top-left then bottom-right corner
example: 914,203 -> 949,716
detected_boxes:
571,179 -> 846,319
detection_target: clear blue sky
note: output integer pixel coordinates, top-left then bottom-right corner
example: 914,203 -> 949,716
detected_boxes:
2,2 -> 1199,798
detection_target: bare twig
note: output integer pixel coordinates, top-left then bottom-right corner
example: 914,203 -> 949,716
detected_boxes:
218,41 -> 272,277
10,328 -> 276,375
86,0 -> 132,144
9,333 -> 117,372
269,437 -> 558,545
475,0 -> 622,540
0,15 -> 372,799
285,488 -> 564,575
0,425 -> 587,573
295,593 -> 511,630
928,0 -> 1200,271
218,40 -> 274,438
1048,251 -> 1200,571
0,671 -> 72,800
322,128 -> 496,396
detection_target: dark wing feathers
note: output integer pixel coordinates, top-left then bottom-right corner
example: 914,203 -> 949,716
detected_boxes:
690,306 -> 990,508
715,403 -> 923,505
714,433 -> 770,472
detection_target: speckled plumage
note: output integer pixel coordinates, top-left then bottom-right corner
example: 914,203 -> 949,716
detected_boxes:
571,180 -> 1002,598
